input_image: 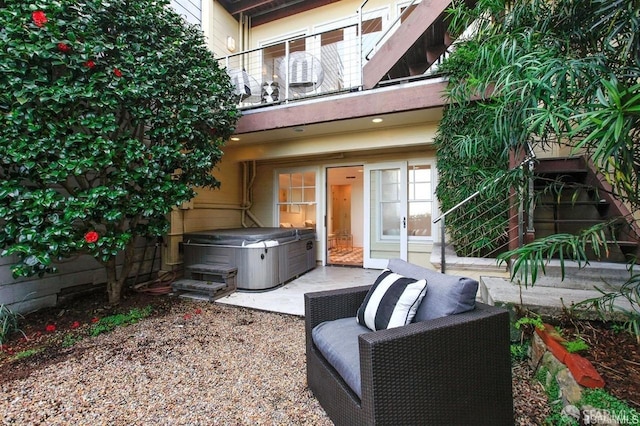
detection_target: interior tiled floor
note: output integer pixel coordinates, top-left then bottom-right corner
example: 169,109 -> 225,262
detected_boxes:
328,247 -> 363,266
213,265 -> 380,316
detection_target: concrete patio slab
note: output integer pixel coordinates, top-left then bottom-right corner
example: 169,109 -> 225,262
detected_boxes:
214,266 -> 381,316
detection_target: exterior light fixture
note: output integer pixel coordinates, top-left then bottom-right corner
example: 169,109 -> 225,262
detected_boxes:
230,136 -> 240,141
226,36 -> 236,52
372,118 -> 383,123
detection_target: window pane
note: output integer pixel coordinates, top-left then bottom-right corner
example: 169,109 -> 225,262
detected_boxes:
291,188 -> 302,202
413,167 -> 430,182
413,183 -> 430,199
291,172 -> 303,187
362,17 -> 382,34
409,202 -> 431,237
382,169 -> 399,184
304,188 -> 315,202
381,170 -> 399,201
303,171 -> 315,187
279,173 -> 291,188
382,202 -> 401,236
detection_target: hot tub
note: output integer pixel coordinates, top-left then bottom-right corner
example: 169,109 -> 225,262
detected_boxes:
182,227 -> 316,291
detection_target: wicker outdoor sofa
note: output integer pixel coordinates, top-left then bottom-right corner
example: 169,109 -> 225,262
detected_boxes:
304,259 -> 514,425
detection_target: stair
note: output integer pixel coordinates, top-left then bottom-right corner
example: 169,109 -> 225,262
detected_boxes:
532,157 -> 639,263
362,0 -> 477,89
172,263 -> 237,301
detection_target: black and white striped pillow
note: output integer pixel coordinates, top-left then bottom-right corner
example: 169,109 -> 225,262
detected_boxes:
356,269 -> 428,331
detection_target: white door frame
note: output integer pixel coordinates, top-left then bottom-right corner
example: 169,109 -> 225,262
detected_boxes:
364,162 -> 408,269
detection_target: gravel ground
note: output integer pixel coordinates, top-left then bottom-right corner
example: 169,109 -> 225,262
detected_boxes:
1,302 -> 331,425
1,299 -> 547,425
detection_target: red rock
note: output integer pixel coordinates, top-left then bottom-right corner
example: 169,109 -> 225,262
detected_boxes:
564,353 -> 605,388
536,327 -> 569,363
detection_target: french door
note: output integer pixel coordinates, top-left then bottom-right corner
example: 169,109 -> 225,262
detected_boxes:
364,162 -> 408,268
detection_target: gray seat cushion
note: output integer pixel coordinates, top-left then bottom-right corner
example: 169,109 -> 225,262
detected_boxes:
312,317 -> 370,398
387,258 -> 478,321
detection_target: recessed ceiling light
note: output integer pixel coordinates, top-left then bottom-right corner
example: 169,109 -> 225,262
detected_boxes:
372,118 -> 383,123
230,137 -> 240,141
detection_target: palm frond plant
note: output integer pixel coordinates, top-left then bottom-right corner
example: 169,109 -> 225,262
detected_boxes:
438,0 -> 640,335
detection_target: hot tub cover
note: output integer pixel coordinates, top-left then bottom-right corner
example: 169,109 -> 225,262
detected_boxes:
183,227 -> 312,246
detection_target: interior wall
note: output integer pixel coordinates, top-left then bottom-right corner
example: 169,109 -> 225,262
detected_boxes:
327,166 -> 364,247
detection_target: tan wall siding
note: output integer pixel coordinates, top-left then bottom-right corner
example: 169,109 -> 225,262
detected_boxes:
225,120 -> 441,162
253,163 -> 276,226
204,1 -> 241,57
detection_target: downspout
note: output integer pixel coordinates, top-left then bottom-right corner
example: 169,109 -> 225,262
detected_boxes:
241,160 -> 264,228
241,160 -> 248,227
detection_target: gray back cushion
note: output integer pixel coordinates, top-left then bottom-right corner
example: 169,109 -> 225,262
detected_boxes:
387,258 -> 478,321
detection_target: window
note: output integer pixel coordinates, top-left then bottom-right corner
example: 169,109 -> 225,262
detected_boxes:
379,169 -> 401,238
408,164 -> 432,238
277,170 -> 317,228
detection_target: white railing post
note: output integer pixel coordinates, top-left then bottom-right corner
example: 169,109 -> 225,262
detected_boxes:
440,215 -> 446,273
358,1 -> 365,88
284,41 -> 290,102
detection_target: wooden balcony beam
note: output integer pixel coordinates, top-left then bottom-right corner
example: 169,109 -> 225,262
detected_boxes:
234,80 -> 448,134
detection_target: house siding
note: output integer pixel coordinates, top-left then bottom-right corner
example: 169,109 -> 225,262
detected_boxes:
170,0 -> 202,26
207,1 -> 241,57
1,238 -> 160,314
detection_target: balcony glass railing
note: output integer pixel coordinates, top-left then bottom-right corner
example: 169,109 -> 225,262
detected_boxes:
220,25 -> 362,109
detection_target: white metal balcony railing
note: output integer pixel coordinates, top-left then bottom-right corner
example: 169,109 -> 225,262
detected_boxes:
220,24 -> 364,109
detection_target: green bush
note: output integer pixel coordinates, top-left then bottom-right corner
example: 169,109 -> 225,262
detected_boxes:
510,341 -> 530,362
0,0 -> 238,305
0,304 -> 23,346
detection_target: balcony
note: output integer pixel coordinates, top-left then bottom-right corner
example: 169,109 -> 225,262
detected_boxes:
221,24 -> 367,110
219,0 -> 473,139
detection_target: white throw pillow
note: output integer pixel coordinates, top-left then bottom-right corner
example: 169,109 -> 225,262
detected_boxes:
356,269 -> 428,331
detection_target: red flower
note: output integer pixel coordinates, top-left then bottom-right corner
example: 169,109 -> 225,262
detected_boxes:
194,308 -> 202,315
57,43 -> 71,53
45,324 -> 56,333
113,68 -> 122,77
183,314 -> 192,320
32,11 -> 48,28
70,321 -> 81,329
84,231 -> 99,243
91,317 -> 99,323
84,60 -> 96,69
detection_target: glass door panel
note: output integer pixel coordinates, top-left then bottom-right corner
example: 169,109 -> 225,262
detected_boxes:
364,162 -> 407,268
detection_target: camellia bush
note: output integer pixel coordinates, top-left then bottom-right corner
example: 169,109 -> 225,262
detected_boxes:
0,0 -> 239,304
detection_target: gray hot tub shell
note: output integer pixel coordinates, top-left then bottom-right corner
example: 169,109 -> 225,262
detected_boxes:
182,227 -> 316,291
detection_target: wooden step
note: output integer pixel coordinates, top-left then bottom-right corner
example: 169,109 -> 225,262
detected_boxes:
532,219 -> 609,224
171,278 -> 232,301
186,263 -> 237,274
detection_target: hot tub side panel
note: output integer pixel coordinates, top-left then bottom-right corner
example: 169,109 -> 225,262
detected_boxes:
280,236 -> 316,283
183,243 -> 280,290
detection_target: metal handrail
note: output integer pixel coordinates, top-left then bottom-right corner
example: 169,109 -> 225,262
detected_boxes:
433,146 -> 537,272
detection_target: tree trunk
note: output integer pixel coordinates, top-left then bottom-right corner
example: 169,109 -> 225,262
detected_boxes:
105,239 -> 137,305
105,257 -> 121,305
